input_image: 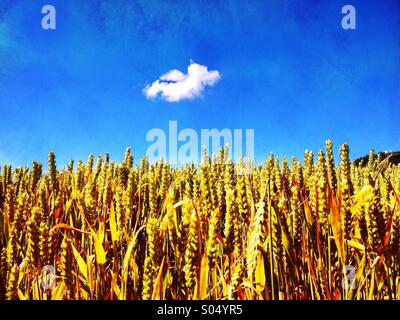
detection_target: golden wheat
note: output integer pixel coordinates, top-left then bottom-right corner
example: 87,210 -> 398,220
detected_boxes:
0,143 -> 399,300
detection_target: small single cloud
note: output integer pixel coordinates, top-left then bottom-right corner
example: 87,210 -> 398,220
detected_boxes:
143,62 -> 221,102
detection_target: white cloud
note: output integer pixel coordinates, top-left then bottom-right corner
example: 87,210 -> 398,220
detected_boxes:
143,62 -> 221,102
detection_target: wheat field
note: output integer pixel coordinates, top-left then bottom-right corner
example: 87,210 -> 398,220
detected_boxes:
0,140 -> 399,300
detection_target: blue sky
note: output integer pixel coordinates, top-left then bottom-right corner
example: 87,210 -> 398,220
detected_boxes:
0,0 -> 399,167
